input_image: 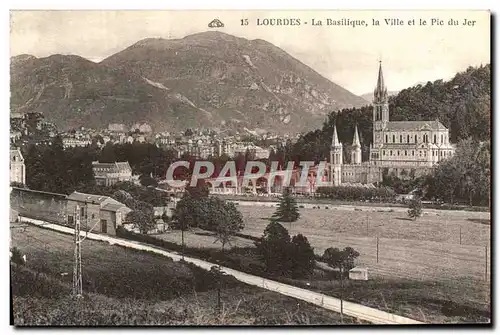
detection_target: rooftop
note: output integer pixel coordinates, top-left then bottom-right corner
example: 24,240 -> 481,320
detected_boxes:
384,120 -> 448,132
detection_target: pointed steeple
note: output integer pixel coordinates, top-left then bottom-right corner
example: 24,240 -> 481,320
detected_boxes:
352,125 -> 361,148
373,60 -> 388,103
331,124 -> 341,147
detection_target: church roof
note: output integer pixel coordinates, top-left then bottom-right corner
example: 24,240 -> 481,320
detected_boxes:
331,125 -> 341,147
384,120 -> 447,131
373,61 -> 388,103
352,125 -> 361,147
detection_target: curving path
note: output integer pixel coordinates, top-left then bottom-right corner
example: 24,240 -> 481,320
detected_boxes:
19,216 -> 423,325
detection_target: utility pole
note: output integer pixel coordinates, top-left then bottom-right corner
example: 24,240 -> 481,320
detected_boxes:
340,266 -> 344,324
72,205 -> 83,297
485,245 -> 488,281
181,222 -> 185,261
459,226 -> 462,245
366,214 -> 369,236
376,237 -> 379,263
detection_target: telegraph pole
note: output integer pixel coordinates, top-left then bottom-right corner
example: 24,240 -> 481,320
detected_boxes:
340,266 -> 344,324
73,205 -> 83,297
366,214 -> 369,236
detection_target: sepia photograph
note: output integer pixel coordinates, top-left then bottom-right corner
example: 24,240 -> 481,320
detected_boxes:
9,9 -> 491,326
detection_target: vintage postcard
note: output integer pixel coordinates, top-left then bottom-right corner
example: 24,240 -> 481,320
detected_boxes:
9,10 -> 491,326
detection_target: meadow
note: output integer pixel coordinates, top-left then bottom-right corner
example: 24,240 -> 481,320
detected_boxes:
154,204 -> 491,323
10,225 -> 356,325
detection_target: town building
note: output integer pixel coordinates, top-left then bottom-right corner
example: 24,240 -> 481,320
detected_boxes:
10,148 -> 26,185
328,62 -> 456,185
66,191 -> 132,235
92,161 -> 133,186
62,137 -> 92,148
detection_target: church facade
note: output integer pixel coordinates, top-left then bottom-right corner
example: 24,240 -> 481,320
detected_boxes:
329,62 -> 456,186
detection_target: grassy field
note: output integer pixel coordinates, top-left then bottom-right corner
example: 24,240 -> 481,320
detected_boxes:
10,224 -> 357,325
156,206 -> 490,282
237,206 -> 490,282
152,205 -> 490,323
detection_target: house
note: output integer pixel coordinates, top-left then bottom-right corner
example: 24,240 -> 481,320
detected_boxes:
66,191 -> 132,235
92,161 -> 133,186
10,148 -> 26,185
349,267 -> 369,281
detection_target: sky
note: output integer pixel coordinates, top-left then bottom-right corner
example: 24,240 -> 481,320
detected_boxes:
9,10 -> 491,95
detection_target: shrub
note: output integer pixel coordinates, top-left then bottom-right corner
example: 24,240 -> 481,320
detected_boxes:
408,197 -> 423,221
10,247 -> 25,266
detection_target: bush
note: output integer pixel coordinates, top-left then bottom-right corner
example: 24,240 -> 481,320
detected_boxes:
315,186 -> 396,202
408,197 -> 423,221
10,247 -> 25,266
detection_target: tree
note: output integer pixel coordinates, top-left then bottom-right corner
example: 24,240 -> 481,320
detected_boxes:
322,247 -> 360,274
255,221 -> 293,276
426,138 -> 490,206
185,179 -> 209,199
408,197 -> 423,220
322,246 -> 359,324
126,209 -> 155,234
139,174 -> 158,187
290,234 -> 316,278
272,187 -> 300,227
213,201 -> 244,251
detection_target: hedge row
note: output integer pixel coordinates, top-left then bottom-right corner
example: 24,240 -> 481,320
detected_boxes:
315,186 -> 396,202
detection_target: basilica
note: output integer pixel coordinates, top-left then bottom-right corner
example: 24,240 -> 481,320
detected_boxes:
329,62 -> 456,186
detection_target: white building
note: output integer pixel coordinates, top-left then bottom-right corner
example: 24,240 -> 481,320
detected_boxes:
10,148 -> 26,185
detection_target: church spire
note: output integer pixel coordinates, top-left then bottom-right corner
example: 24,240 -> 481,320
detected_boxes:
331,124 -> 341,147
373,60 -> 388,103
352,125 -> 361,148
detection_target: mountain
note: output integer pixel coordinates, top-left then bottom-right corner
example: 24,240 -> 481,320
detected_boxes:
10,32 -> 367,133
360,90 -> 399,102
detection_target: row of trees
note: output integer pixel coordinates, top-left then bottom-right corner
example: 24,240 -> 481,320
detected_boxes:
315,186 -> 396,202
424,139 -> 490,206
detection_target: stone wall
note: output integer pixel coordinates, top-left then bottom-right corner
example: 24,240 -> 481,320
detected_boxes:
10,187 -> 67,225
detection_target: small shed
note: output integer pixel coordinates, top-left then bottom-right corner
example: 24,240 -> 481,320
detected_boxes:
349,267 -> 368,281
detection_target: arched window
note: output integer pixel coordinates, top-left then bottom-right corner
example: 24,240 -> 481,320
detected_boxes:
385,135 -> 388,143
440,134 -> 443,144
392,135 -> 395,143
407,135 -> 410,143
400,135 -> 403,143
433,135 -> 437,144
415,134 -> 418,143
412,150 -> 415,156
390,150 -> 393,156
397,150 -> 400,156
383,150 -> 386,156
405,150 -> 407,156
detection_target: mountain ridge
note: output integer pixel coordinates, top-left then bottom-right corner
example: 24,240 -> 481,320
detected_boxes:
10,31 -> 368,133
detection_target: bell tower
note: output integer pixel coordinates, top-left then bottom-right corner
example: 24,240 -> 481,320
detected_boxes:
330,124 -> 343,186
373,61 -> 389,132
351,125 -> 362,165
